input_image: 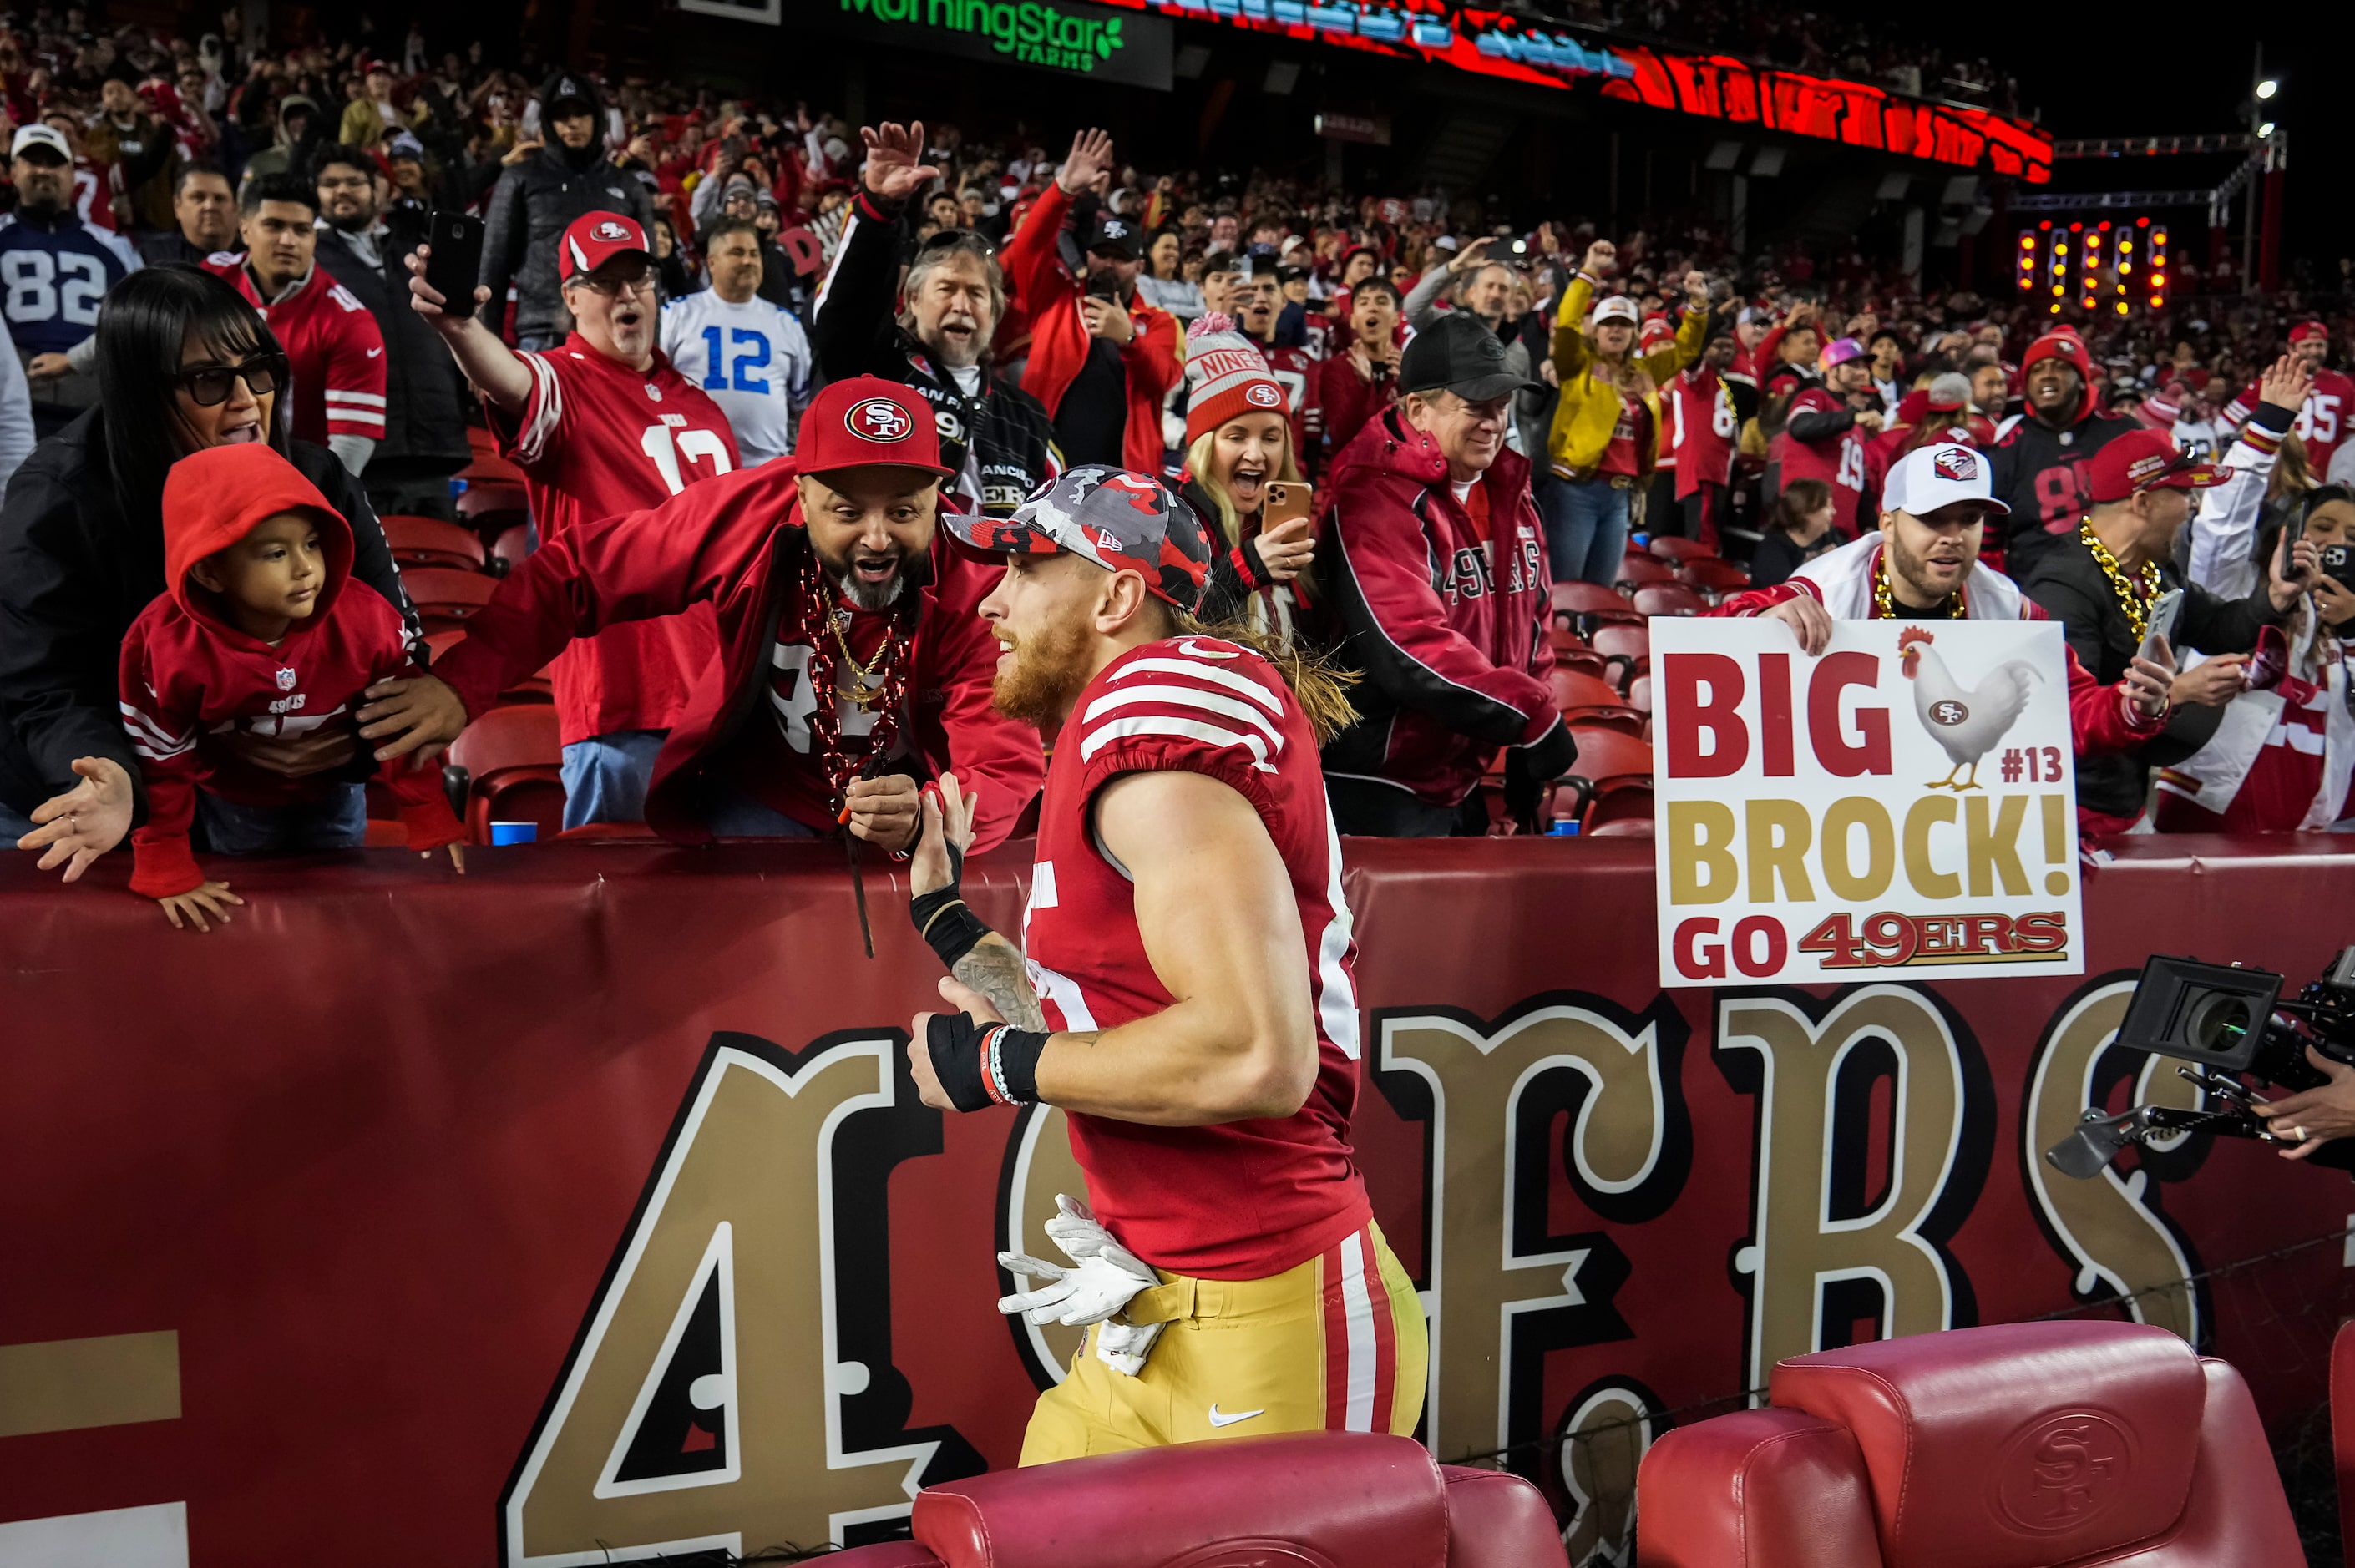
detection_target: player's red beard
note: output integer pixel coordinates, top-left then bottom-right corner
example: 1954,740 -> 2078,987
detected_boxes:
990,614 -> 1093,724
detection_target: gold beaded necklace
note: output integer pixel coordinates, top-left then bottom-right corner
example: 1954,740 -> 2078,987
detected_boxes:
2077,518 -> 2163,642
1871,549 -> 1967,620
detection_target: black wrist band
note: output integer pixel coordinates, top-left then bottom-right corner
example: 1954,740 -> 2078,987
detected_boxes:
924,1014 -> 1048,1110
909,840 -> 992,968
924,1012 -> 995,1111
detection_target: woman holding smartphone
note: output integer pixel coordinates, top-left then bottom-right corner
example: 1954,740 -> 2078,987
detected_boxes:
1177,317 -> 1316,638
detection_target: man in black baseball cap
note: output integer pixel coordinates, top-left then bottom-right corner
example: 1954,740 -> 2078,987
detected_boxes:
1316,308 -> 1573,837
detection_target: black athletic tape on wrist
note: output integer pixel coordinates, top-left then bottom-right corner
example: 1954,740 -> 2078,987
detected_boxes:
909,839 -> 993,968
924,1011 -> 995,1112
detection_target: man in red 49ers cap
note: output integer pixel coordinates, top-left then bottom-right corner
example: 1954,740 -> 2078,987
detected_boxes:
390,208 -> 747,829
358,374 -> 1044,852
899,466 -> 1424,1462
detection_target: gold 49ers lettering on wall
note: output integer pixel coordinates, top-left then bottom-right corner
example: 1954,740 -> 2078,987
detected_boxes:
502,1033 -> 980,1564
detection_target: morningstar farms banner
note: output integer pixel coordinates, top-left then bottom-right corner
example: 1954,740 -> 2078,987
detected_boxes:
1651,618 -> 2085,989
2,838 -> 2344,1566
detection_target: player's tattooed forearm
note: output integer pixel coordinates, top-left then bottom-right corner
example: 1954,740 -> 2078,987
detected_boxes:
955,934 -> 1046,1032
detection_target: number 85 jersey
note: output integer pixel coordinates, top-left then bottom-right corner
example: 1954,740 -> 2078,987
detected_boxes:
1020,635 -> 1375,1280
0,209 -> 140,357
493,331 -> 742,744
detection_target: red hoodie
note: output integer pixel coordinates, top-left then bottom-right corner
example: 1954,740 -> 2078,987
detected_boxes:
119,445 -> 461,898
998,182 -> 1183,473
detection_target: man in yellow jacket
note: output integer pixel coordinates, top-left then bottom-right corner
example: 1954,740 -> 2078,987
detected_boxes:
1540,239 -> 1709,584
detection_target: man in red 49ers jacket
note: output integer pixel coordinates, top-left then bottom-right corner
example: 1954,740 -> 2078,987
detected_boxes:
359,377 -> 1043,851
999,128 -> 1182,474
1319,313 -> 1573,837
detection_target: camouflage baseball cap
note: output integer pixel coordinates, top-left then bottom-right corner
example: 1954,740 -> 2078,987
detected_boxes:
943,465 -> 1213,615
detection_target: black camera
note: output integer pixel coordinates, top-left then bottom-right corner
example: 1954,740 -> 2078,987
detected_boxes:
2044,949 -> 2355,1178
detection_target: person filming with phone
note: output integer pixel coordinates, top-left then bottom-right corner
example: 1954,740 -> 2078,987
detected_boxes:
2020,427 -> 2318,838
1176,317 -> 1316,639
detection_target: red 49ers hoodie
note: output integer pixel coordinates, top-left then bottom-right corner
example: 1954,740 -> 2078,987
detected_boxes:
119,444 -> 460,898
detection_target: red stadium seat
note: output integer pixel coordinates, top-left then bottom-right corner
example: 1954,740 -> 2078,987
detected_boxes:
1588,623 -> 1649,690
1635,1321 -> 2302,1568
828,1431 -> 1568,1568
1627,672 -> 1654,712
1564,724 -> 1652,792
459,450 -> 526,487
1679,557 -> 1752,596
1552,580 -> 1642,630
1547,625 -> 1608,680
1647,535 -> 1715,562
382,514 -> 487,573
402,567 -> 499,631
1633,583 -> 1709,617
1615,554 -> 1677,588
1547,670 -> 1645,734
448,704 -> 564,845
456,479 -> 530,537
1585,809 -> 1654,836
490,522 -> 534,573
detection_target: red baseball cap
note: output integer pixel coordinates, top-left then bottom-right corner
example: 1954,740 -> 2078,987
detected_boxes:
2087,428 -> 2231,504
2289,321 -> 2330,345
795,377 -> 954,480
558,211 -> 651,281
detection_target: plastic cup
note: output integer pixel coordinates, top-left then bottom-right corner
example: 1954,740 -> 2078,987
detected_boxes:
1549,820 -> 1581,836
489,822 -> 538,846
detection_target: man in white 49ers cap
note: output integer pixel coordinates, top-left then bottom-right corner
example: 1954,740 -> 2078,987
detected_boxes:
397,208 -> 746,827
1707,440 -> 2179,771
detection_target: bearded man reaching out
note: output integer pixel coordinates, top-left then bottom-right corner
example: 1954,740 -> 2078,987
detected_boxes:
356,375 -> 1042,849
901,467 -> 1427,1462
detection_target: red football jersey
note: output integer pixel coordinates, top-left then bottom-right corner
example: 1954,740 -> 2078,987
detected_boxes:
1772,386 -> 1870,497
1259,340 -> 1317,468
2155,679 -> 2331,832
210,261 -> 387,450
1020,635 -> 1372,1279
1668,364 -> 1737,498
493,335 -> 742,744
2222,368 -> 2355,477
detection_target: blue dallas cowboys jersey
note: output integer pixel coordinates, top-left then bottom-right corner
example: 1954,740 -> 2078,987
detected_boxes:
0,209 -> 141,357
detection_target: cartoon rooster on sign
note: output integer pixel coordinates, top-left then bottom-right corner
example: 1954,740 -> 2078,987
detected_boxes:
1899,626 -> 2043,790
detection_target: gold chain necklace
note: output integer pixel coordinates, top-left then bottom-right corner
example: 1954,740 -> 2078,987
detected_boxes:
1872,549 -> 1967,620
2078,518 -> 2162,642
829,606 -> 885,710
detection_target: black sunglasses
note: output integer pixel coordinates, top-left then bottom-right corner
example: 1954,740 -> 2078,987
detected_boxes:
175,354 -> 286,407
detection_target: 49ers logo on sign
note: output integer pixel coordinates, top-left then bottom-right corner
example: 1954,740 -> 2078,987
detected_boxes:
847,397 -> 913,443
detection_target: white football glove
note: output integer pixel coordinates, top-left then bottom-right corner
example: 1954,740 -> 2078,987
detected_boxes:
998,1193 -> 1167,1376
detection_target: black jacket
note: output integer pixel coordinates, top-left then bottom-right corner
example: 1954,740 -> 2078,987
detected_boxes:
1988,409 -> 2141,580
0,412 -> 417,817
314,219 -> 472,481
2022,534 -> 2282,819
479,144 -> 654,344
136,230 -> 225,267
808,190 -> 1058,516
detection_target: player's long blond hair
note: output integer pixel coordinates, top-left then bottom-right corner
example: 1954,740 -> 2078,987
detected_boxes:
1155,602 -> 1360,746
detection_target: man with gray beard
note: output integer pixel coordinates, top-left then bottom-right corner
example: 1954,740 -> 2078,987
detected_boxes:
810,119 -> 1061,519
358,375 -> 1045,849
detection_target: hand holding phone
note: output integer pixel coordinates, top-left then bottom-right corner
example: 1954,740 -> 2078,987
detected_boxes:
422,210 -> 485,320
2137,588 -> 2185,664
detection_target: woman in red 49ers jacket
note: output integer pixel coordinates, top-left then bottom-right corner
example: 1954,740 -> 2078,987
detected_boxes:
1316,314 -> 1573,837
362,378 -> 1043,851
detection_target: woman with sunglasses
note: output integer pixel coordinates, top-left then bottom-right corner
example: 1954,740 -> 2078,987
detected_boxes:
1,265 -> 415,878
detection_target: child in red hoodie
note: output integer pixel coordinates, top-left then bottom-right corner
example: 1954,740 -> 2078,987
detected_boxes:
118,444 -> 463,929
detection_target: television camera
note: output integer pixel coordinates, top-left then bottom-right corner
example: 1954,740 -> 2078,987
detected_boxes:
2044,949 -> 2355,1179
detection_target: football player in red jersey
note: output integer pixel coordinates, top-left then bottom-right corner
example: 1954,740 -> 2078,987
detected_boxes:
209,173 -> 387,477
401,209 -> 740,827
904,467 -> 1426,1462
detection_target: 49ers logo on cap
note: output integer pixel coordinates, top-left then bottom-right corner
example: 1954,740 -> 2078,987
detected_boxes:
1245,383 -> 1283,408
593,220 -> 632,243
846,397 -> 914,443
1932,448 -> 1978,481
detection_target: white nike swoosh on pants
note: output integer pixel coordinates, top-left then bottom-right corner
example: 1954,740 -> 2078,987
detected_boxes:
1207,1404 -> 1264,1428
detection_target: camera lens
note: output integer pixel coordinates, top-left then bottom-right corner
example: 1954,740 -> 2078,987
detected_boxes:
2186,991 -> 2253,1056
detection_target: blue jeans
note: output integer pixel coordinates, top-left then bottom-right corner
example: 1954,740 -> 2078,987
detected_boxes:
515,333 -> 559,352
195,784 -> 367,854
559,730 -> 667,830
1537,474 -> 1633,586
